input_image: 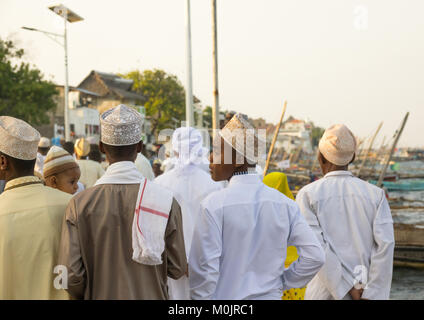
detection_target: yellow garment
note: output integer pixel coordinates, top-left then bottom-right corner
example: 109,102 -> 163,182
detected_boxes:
74,138 -> 90,157
76,159 -> 105,188
0,176 -> 71,299
263,172 -> 305,300
263,172 -> 294,200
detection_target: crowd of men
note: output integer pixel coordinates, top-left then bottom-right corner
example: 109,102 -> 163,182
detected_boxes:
0,104 -> 394,300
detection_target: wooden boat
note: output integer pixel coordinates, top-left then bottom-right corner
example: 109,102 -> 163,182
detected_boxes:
393,224 -> 424,268
368,179 -> 424,191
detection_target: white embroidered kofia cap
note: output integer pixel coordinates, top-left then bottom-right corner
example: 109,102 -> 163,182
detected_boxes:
38,137 -> 50,148
318,124 -> 357,166
219,113 -> 265,163
0,116 -> 40,160
100,104 -> 144,146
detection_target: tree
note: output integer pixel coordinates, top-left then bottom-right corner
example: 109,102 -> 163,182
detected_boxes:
120,69 -> 186,137
201,105 -> 230,128
311,126 -> 325,147
0,38 -> 57,125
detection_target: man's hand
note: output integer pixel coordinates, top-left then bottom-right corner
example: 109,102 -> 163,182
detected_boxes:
349,287 -> 364,300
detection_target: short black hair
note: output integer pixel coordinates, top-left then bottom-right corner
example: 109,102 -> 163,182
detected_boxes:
63,141 -> 75,155
0,151 -> 36,173
38,147 -> 50,154
88,144 -> 102,163
102,143 -> 139,159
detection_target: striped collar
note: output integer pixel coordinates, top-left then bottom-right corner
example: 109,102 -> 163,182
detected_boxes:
4,176 -> 43,192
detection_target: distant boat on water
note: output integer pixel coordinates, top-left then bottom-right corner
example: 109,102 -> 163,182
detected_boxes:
369,179 -> 424,191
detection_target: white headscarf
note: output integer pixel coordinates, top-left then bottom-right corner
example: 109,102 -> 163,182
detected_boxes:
172,127 -> 203,169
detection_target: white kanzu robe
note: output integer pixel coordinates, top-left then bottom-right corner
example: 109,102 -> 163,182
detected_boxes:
155,164 -> 222,299
135,153 -> 155,181
296,170 -> 395,300
189,173 -> 325,300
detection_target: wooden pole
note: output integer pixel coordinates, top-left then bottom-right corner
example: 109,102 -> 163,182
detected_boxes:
357,122 -> 383,176
263,101 -> 288,176
377,112 -> 409,187
373,135 -> 386,169
211,0 -> 220,131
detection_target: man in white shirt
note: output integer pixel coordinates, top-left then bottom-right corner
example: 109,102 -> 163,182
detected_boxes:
155,127 -> 222,299
189,114 -> 325,300
34,137 -> 50,175
296,124 -> 394,300
135,152 -> 155,181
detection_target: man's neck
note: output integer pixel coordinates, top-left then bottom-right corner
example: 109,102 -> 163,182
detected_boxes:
5,172 -> 35,183
323,166 -> 349,175
108,159 -> 136,166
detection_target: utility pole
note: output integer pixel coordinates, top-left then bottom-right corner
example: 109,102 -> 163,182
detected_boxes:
185,0 -> 194,127
212,0 -> 220,131
63,16 -> 70,141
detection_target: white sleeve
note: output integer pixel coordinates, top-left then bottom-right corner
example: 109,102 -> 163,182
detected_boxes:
296,190 -> 354,299
189,204 -> 222,300
283,203 -> 325,290
361,193 -> 394,300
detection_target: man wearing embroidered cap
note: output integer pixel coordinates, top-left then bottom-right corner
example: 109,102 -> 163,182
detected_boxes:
296,124 -> 394,300
58,104 -> 187,300
0,116 -> 71,299
155,127 -> 222,299
189,114 -> 325,300
74,138 -> 104,188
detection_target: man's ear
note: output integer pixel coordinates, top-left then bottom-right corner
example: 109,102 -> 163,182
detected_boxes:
318,152 -> 327,165
0,154 -> 8,171
99,141 -> 105,154
137,141 -> 143,154
350,153 -> 356,164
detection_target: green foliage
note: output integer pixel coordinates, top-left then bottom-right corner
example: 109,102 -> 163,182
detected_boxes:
311,126 -> 325,147
201,105 -> 229,128
120,69 -> 186,137
0,38 -> 57,125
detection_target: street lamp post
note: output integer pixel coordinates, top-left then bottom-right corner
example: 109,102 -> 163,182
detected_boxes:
185,0 -> 194,127
211,0 -> 220,131
23,4 -> 83,141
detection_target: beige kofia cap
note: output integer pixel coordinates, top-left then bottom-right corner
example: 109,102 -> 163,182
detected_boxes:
100,104 -> 144,146
318,124 -> 357,166
43,146 -> 79,179
219,113 -> 265,163
0,116 -> 40,160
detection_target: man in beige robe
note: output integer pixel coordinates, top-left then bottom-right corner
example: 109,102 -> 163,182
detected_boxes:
58,105 -> 187,300
74,138 -> 104,188
0,116 -> 71,300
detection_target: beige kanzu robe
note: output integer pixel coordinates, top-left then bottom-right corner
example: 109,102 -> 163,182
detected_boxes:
76,159 -> 105,188
0,176 -> 71,299
58,183 -> 187,300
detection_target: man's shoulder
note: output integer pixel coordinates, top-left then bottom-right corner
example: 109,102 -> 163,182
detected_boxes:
42,185 -> 73,203
201,184 -> 228,210
298,178 -> 325,195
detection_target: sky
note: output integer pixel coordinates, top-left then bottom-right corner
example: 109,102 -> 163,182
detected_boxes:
1,0 -> 423,147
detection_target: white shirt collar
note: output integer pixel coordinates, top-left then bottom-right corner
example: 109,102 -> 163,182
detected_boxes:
323,170 -> 354,179
228,173 -> 262,187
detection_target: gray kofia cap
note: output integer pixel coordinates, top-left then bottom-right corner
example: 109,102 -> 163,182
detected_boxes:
100,104 -> 144,146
